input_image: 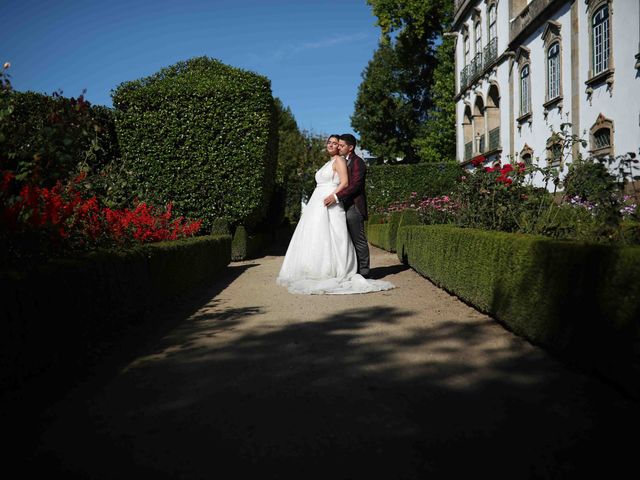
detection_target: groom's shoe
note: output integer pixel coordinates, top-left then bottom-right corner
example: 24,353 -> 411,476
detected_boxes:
359,269 -> 371,279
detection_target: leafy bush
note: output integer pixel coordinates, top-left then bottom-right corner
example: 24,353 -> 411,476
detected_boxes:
1,90 -> 118,187
112,56 -> 278,232
396,224 -> 640,397
367,162 -> 462,213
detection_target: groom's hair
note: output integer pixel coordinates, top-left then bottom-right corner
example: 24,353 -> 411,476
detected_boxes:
340,134 -> 357,147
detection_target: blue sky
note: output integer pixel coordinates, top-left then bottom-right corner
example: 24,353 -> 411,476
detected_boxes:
1,0 -> 382,137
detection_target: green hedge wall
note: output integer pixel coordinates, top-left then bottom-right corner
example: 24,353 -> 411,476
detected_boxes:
112,56 -> 278,232
368,209 -> 421,252
366,162 -> 462,213
0,234 -> 231,389
396,225 -> 640,397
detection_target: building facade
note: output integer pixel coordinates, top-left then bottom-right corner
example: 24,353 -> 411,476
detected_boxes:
453,0 -> 640,187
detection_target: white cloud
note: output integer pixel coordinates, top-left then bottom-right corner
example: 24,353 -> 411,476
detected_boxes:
249,32 -> 369,63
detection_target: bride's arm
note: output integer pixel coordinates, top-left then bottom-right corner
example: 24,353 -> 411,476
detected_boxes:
332,155 -> 349,195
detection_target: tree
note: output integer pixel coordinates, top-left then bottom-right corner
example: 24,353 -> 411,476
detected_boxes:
272,98 -> 307,223
352,0 -> 454,162
351,41 -> 417,162
413,36 -> 456,162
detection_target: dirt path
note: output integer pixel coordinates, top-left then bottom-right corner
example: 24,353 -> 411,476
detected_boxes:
13,245 -> 640,478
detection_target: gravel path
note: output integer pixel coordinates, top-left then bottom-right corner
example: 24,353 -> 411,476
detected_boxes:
12,244 -> 640,479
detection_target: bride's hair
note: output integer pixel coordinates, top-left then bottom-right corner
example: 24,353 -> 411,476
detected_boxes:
328,134 -> 340,141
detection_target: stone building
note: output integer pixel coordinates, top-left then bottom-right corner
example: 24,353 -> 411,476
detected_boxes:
452,0 -> 640,187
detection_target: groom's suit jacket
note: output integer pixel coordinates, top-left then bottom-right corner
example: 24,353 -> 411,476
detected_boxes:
336,152 -> 368,220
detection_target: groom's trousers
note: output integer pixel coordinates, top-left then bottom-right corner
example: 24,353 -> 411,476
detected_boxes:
346,205 -> 370,277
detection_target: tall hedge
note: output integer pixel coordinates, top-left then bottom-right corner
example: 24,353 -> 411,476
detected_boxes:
366,162 -> 462,213
112,56 -> 278,231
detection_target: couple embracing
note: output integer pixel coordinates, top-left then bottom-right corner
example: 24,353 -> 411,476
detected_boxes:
277,134 -> 394,295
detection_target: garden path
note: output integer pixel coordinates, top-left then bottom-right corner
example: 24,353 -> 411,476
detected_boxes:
13,243 -> 640,478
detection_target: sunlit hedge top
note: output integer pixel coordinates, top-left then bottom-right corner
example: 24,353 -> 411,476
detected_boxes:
111,56 -> 278,231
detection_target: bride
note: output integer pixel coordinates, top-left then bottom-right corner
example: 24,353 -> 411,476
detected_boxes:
276,135 -> 394,295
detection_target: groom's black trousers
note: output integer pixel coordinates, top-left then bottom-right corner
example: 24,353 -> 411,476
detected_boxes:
346,205 -> 370,277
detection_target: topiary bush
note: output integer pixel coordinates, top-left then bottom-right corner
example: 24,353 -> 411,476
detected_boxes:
111,56 -> 278,232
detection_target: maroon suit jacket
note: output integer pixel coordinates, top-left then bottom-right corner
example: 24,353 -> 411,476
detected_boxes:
336,152 -> 368,220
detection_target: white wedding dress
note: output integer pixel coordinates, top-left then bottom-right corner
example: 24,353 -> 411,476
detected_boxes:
277,158 -> 395,295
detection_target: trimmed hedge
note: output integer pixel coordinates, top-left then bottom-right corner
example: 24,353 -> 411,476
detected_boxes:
112,56 -> 278,232
0,234 -> 231,388
396,225 -> 640,397
366,162 -> 462,212
231,226 -> 271,261
368,209 -> 421,252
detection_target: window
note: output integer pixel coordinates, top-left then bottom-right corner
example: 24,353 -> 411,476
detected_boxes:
520,145 -> 534,166
488,5 -> 497,41
592,5 -> 610,75
464,34 -> 470,66
589,114 -> 614,156
593,128 -> 610,149
547,42 -> 560,100
520,65 -> 530,116
475,21 -> 482,55
547,136 -> 563,167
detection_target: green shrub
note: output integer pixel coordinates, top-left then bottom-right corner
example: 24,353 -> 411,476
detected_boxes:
231,225 -> 272,260
112,56 -> 278,232
367,162 -> 462,213
1,90 -> 119,186
397,224 -> 640,397
368,223 -> 393,251
0,234 -> 231,388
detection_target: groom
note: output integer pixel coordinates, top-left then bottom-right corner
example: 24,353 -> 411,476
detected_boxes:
324,133 -> 370,278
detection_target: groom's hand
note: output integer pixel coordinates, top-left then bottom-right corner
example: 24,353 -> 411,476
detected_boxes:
324,194 -> 336,207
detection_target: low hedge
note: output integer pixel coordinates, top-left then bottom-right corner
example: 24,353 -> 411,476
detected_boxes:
368,209 -> 421,252
0,234 -> 231,388
396,225 -> 640,397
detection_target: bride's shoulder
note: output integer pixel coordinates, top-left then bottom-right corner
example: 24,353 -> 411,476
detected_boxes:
332,155 -> 346,166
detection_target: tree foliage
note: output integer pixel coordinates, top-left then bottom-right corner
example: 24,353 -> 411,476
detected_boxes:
272,98 -> 307,223
351,42 -> 417,162
413,36 -> 456,162
353,0 -> 454,162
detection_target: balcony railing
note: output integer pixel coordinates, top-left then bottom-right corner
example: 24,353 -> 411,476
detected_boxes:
488,126 -> 500,151
471,52 -> 483,79
483,37 -> 498,67
458,38 -> 498,93
464,141 -> 473,161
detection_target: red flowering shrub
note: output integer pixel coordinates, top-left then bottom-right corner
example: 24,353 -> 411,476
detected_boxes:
1,170 -> 202,259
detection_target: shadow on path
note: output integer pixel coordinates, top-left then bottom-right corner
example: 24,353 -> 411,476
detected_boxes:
19,300 -> 640,479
